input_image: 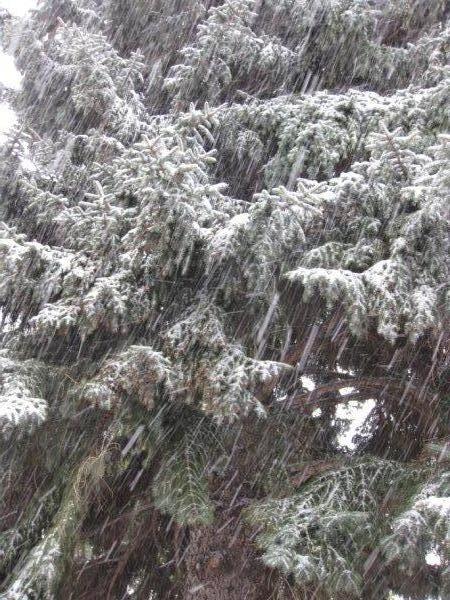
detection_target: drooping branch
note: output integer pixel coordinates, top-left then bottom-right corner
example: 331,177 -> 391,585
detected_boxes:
283,376 -> 438,413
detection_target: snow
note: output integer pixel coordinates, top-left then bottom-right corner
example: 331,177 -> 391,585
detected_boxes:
0,1 -> 36,142
229,213 -> 250,226
0,1 -> 448,597
0,21 -> 21,141
419,496 -> 450,513
0,393 -> 47,439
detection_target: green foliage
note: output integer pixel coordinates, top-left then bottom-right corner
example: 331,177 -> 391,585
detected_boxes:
152,427 -> 215,526
0,351 -> 47,440
0,0 -> 448,598
382,472 -> 450,579
246,460 -> 420,598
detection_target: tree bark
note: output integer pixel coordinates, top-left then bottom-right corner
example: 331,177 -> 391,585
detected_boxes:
181,516 -> 273,600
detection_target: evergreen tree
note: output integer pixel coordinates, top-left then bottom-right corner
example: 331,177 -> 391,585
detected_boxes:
0,1 -> 449,599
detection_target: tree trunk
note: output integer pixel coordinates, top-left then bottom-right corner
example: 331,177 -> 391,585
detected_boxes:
181,517 -> 273,600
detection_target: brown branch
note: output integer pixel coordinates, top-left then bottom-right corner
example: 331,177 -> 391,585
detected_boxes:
283,376 -> 436,410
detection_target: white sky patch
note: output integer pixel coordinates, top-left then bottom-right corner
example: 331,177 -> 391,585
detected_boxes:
336,365 -> 355,376
299,378 -> 375,452
0,0 -> 37,18
0,101 -> 16,142
0,51 -> 22,89
21,153 -> 37,172
301,376 -> 315,391
425,548 -> 442,566
339,386 -> 356,396
336,399 -> 376,450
